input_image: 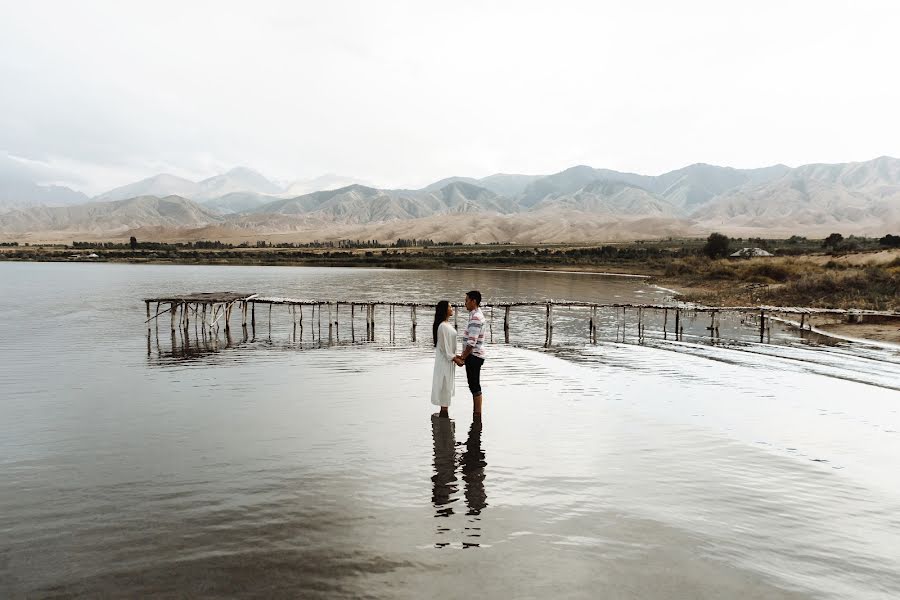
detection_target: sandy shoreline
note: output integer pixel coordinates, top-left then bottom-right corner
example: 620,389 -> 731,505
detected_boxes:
664,281 -> 900,344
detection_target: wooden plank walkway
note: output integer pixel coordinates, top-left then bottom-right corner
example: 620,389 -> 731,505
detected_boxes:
143,291 -> 900,346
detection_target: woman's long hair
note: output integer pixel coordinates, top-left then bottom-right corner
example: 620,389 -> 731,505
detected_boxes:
433,300 -> 450,347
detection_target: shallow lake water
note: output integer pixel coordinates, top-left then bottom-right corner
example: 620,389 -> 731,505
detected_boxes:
1,262 -> 898,599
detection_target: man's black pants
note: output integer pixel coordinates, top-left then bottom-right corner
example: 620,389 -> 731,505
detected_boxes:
464,355 -> 484,396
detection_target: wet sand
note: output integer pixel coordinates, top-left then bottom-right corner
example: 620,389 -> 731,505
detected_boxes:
816,321 -> 900,344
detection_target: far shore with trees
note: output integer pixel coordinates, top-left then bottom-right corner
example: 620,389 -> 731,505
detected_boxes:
2,233 -> 899,313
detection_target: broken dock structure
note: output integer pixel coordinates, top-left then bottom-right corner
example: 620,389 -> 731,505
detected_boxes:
143,291 -> 900,351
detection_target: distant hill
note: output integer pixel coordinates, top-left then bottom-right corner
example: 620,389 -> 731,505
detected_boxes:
0,154 -> 89,212
196,167 -> 282,200
0,180 -> 89,212
282,174 -> 373,197
200,191 -> 277,215
95,174 -> 201,203
477,173 -> 542,197
0,195 -> 222,235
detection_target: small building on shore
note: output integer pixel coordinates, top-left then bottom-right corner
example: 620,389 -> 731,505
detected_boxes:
730,247 -> 773,259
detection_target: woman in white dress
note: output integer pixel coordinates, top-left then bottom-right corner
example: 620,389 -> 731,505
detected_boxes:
431,300 -> 457,417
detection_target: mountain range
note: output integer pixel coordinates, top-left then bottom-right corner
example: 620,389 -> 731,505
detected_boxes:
1,157 -> 898,243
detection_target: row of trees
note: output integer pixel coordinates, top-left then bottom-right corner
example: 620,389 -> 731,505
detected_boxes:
65,232 -> 900,256
703,232 -> 900,258
76,237 -> 448,251
825,233 -> 900,249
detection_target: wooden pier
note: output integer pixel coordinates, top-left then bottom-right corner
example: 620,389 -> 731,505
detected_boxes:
144,291 -> 900,349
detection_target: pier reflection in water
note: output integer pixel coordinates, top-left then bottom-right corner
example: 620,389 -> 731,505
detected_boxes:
432,416 -> 487,548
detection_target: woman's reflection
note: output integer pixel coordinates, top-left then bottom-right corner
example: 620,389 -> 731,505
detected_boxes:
431,415 -> 458,520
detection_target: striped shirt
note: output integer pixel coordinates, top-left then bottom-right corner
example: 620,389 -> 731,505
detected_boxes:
465,307 -> 487,359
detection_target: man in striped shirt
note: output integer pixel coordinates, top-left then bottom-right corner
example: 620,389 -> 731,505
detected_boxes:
454,290 -> 486,418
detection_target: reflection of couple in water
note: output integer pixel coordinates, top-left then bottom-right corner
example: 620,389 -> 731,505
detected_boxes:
431,416 -> 487,546
431,290 -> 486,419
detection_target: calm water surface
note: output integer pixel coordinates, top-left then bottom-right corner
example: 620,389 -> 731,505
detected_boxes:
1,262 -> 898,599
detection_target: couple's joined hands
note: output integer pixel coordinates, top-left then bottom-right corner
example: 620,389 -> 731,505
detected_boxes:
453,355 -> 465,367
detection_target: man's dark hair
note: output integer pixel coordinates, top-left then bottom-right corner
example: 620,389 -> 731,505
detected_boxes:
466,290 -> 482,306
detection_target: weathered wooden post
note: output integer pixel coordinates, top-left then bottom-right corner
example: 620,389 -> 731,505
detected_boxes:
411,305 -> 417,342
145,301 -> 150,329
327,302 -> 333,341
663,308 -> 668,340
548,302 -> 554,347
674,308 -> 680,341
317,302 -> 322,341
489,306 -> 494,343
759,309 -> 765,343
351,303 -> 356,341
544,303 -> 550,347
544,302 -> 554,348
504,305 -> 510,344
454,305 -> 458,330
171,301 -> 178,333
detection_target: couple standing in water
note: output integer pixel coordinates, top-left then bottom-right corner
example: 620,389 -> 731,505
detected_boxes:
431,290 -> 486,419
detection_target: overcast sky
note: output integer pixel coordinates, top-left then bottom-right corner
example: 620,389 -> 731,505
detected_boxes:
1,0 -> 898,194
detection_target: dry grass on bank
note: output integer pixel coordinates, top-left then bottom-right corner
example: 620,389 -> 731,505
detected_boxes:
668,256 -> 900,311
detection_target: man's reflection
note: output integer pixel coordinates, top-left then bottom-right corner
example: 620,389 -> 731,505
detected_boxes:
460,420 -> 487,516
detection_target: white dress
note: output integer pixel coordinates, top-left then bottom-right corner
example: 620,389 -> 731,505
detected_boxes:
431,321 -> 457,406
